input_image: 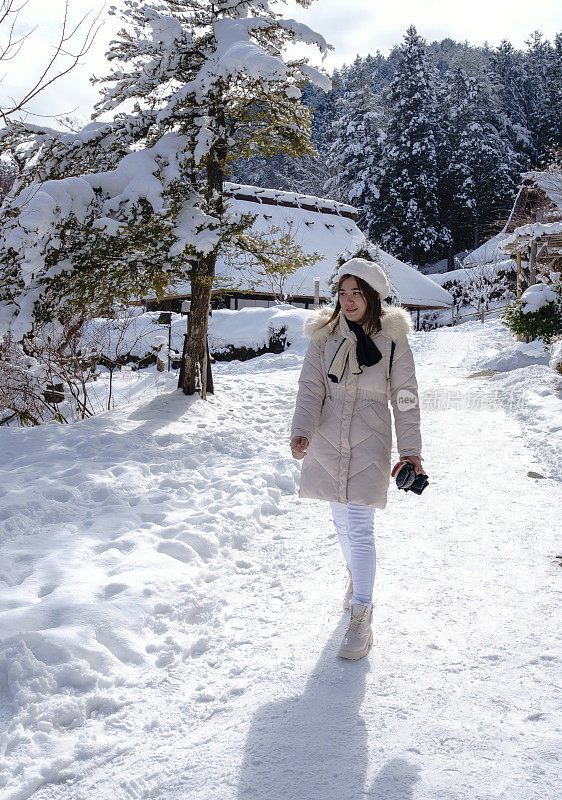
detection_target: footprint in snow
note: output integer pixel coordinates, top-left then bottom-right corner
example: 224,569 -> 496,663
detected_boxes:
157,540 -> 199,564
103,583 -> 128,598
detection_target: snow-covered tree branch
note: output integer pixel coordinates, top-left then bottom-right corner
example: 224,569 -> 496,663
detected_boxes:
0,0 -> 332,399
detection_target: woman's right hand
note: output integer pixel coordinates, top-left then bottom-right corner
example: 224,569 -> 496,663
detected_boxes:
290,436 -> 309,460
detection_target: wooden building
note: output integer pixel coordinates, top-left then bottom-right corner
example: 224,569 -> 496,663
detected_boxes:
464,169 -> 562,279
498,170 -> 562,289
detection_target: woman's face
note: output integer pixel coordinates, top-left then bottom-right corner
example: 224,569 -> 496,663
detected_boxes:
338,276 -> 368,324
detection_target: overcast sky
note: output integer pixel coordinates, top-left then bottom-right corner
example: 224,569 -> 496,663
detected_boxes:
1,0 -> 560,124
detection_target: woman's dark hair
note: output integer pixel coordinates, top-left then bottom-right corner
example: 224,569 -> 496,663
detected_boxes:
319,274 -> 383,336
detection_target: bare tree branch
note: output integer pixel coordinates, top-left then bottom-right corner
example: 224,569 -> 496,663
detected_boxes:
0,0 -> 105,124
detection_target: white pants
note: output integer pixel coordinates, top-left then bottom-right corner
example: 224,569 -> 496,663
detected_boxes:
330,501 -> 376,606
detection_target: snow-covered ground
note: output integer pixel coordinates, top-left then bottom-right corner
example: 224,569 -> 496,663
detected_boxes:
0,316 -> 560,800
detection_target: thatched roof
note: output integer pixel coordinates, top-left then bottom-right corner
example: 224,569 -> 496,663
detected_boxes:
151,183 -> 453,310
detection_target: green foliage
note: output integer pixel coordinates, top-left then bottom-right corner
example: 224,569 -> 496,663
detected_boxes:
501,279 -> 562,344
24,190 -> 197,325
226,224 -> 321,301
226,77 -> 317,164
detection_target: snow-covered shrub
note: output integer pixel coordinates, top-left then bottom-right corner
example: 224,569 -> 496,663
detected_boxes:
443,263 -> 514,315
501,277 -> 562,344
0,335 -> 48,426
0,322 -> 99,425
419,310 -> 442,331
440,277 -> 464,305
211,325 -> 289,362
441,261 -> 516,308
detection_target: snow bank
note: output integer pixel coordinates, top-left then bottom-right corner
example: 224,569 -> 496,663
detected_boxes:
459,318 -> 562,471
470,339 -> 551,372
549,339 -> 562,374
208,304 -> 310,354
83,305 -> 312,366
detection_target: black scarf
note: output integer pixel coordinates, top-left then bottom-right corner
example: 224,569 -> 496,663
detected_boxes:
347,319 -> 383,370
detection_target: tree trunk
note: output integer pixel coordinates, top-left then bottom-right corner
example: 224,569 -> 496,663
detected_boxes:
178,256 -> 215,397
447,240 -> 454,271
177,87 -> 226,399
206,336 -> 214,394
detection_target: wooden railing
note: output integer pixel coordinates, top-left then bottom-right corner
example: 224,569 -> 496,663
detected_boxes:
449,303 -> 531,342
451,304 -> 509,323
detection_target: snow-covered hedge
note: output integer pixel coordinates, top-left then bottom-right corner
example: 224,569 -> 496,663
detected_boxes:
501,275 -> 562,345
437,259 -> 516,308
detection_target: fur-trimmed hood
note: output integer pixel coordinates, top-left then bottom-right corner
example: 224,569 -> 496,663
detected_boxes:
303,304 -> 414,344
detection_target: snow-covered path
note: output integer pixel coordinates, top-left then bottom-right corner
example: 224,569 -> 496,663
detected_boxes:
1,319 -> 560,800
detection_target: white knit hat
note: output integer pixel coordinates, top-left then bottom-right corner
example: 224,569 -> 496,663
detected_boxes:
337,258 -> 390,298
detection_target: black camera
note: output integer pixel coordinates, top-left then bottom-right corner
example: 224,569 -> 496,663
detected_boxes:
395,460 -> 429,495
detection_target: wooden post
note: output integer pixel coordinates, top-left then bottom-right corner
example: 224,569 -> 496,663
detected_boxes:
314,278 -> 320,308
167,319 -> 172,372
206,336 -> 214,394
529,240 -> 537,286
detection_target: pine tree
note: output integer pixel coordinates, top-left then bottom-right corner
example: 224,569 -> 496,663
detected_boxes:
524,31 -> 555,166
439,65 -> 521,260
542,32 -> 562,161
489,39 -> 532,157
0,0 -> 332,398
323,56 -> 384,233
376,26 -> 449,265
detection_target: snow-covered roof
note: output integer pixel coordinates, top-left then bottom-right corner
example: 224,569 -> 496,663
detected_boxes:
462,232 -> 511,268
500,221 -> 562,254
463,171 -> 562,269
522,170 -> 562,212
163,190 -> 453,308
223,182 -> 357,218
374,249 -> 453,308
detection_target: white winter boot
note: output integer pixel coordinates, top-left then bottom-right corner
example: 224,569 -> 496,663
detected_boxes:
342,566 -> 353,610
337,603 -> 374,660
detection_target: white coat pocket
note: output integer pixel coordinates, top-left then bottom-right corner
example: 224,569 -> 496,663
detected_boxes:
358,403 -> 389,434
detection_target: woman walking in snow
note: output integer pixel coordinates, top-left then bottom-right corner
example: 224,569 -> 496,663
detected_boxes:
290,258 -> 427,661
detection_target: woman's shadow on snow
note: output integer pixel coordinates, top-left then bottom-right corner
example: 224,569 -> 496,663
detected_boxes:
236,616 -> 421,800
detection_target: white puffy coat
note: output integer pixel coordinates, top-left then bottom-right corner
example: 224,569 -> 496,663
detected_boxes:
290,304 -> 423,509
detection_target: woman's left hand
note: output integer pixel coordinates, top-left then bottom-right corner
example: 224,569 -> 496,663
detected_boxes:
391,456 -> 427,477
